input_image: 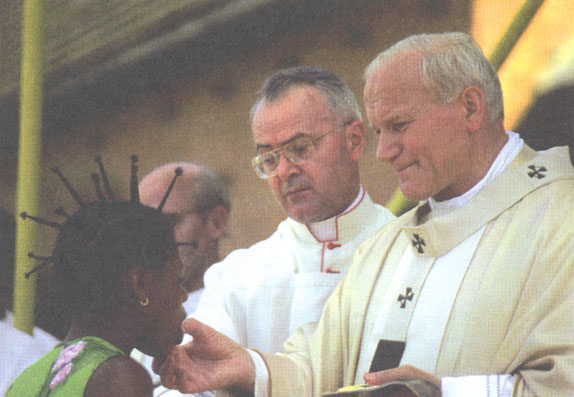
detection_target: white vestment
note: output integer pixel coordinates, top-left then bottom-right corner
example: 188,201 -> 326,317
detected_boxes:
258,143 -> 574,397
161,188 -> 394,396
192,188 -> 394,353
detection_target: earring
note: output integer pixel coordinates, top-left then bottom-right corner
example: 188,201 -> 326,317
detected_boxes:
139,296 -> 149,306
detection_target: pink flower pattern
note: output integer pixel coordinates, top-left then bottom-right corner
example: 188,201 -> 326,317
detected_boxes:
52,340 -> 86,372
49,362 -> 73,389
49,340 -> 86,389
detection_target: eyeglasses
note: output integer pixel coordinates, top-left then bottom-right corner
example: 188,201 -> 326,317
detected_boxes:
251,122 -> 350,179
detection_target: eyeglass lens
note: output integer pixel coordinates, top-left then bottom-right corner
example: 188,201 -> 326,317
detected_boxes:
256,137 -> 315,177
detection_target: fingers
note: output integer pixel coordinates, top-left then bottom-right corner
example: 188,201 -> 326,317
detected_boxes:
160,355 -> 178,390
363,365 -> 441,389
151,355 -> 165,375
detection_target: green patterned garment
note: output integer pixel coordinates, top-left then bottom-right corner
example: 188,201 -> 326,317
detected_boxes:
7,336 -> 125,396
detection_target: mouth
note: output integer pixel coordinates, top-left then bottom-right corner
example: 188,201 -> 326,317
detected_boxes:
284,186 -> 312,197
396,162 -> 416,174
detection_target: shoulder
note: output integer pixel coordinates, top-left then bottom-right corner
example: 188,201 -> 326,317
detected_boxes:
205,221 -> 288,276
512,173 -> 574,218
85,355 -> 153,397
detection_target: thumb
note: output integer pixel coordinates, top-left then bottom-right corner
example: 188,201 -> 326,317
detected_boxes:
181,318 -> 214,342
364,370 -> 391,385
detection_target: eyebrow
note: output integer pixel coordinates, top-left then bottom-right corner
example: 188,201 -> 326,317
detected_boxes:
255,132 -> 309,152
368,112 -> 405,131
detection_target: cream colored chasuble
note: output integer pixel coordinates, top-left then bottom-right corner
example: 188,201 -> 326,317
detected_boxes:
354,131 -> 523,394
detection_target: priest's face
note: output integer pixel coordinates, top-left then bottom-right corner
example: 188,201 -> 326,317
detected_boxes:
251,85 -> 363,224
364,51 -> 471,202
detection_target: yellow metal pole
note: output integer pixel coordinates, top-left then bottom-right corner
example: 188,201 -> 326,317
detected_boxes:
489,0 -> 545,71
385,0 -> 545,215
13,0 -> 44,334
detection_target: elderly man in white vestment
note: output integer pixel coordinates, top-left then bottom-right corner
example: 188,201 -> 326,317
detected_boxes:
156,33 -> 574,397
156,67 -> 395,396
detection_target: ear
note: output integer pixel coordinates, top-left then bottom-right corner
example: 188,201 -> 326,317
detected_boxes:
205,205 -> 229,240
126,265 -> 153,304
460,86 -> 486,132
345,119 -> 366,162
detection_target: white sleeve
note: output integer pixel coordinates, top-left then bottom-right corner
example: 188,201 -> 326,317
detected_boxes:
247,349 -> 270,397
441,374 -> 514,397
191,261 -> 245,345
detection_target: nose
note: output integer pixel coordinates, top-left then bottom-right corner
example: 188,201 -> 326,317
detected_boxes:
275,151 -> 301,180
376,132 -> 401,163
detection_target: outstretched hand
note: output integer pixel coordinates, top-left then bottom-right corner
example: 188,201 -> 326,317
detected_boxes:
154,318 -> 255,394
363,365 -> 442,397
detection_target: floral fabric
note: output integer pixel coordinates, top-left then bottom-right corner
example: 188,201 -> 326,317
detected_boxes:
6,336 -> 124,396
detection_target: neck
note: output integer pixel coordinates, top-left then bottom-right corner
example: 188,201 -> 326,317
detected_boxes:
305,182 -> 362,226
435,127 -> 508,202
473,127 -> 509,181
66,311 -> 136,355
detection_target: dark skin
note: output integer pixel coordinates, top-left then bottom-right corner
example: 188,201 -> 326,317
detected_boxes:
66,254 -> 187,396
67,307 -> 154,397
86,356 -> 153,396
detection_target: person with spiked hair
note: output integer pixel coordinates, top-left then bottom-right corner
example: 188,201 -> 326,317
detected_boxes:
135,162 -> 229,395
7,157 -> 189,396
156,33 -> 574,396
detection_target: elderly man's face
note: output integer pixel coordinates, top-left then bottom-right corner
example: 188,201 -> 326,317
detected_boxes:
252,85 -> 361,223
364,53 -> 470,201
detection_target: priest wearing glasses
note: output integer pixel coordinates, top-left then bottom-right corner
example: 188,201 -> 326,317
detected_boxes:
189,66 -> 395,357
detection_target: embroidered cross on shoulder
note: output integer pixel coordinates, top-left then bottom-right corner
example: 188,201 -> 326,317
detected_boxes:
397,287 -> 414,308
527,165 -> 547,179
411,233 -> 425,254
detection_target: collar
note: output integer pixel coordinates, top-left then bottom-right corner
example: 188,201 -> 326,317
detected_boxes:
284,185 -> 379,243
307,185 -> 365,241
429,131 -> 524,211
402,144 -> 573,257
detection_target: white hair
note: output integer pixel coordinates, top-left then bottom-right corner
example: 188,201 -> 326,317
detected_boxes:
365,32 -> 504,122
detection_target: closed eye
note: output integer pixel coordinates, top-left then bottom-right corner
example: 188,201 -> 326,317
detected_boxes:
391,121 -> 411,133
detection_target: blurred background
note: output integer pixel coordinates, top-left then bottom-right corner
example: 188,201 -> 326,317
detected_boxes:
1,0 -> 572,336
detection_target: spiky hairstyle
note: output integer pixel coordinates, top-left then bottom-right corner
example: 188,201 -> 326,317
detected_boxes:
22,156 -> 183,319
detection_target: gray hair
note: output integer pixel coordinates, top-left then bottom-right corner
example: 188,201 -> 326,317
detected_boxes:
250,66 -> 362,124
364,32 -> 504,122
192,166 -> 231,214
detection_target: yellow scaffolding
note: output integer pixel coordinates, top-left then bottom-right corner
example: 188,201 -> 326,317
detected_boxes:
13,0 -> 44,334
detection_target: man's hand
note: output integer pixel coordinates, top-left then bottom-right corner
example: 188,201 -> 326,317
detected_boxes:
363,365 -> 442,397
155,318 -> 255,394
